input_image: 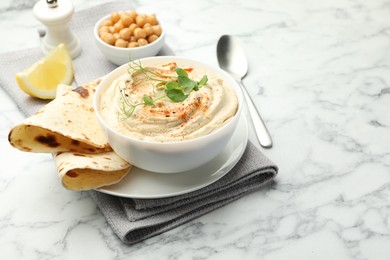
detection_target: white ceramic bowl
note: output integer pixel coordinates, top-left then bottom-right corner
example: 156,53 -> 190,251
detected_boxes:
93,14 -> 165,66
94,56 -> 243,173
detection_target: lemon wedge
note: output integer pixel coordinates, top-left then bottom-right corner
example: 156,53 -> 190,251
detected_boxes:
16,43 -> 74,99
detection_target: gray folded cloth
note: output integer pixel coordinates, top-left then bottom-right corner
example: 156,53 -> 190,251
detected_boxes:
90,145 -> 277,244
0,1 -> 278,245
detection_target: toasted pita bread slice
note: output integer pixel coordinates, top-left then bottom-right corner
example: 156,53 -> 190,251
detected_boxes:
54,151 -> 131,191
8,80 -> 111,153
8,78 -> 133,191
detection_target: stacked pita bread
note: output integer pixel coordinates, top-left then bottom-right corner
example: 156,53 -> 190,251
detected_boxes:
8,79 -> 132,191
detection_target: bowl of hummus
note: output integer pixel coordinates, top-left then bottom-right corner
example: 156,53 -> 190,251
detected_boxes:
94,56 -> 243,173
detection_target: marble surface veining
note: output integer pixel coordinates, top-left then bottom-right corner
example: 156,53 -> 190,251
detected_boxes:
1,0 -> 390,259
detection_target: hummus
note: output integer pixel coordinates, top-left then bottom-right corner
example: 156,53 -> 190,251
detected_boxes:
99,63 -> 238,142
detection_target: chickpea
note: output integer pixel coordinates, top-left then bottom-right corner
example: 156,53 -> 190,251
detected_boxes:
137,38 -> 148,46
147,34 -> 159,43
143,25 -> 154,36
121,14 -> 134,27
119,28 -> 132,41
99,26 -> 110,36
152,25 -> 162,36
101,33 -> 116,45
135,15 -> 146,27
109,26 -> 115,33
113,20 -> 124,33
128,10 -> 137,20
99,31 -> 109,39
101,19 -> 113,27
128,42 -> 139,48
129,36 -> 136,42
115,38 -> 129,48
110,12 -> 120,23
133,28 -> 146,40
146,14 -> 158,25
113,32 -> 120,40
129,23 -> 138,34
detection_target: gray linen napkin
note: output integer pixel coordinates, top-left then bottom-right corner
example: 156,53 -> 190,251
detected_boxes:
0,1 -> 278,245
90,146 -> 277,244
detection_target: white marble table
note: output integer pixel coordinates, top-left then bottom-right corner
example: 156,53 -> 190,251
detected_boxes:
1,0 -> 390,259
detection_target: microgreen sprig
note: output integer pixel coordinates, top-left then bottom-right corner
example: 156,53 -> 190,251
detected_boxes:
165,68 -> 208,102
118,60 -> 208,119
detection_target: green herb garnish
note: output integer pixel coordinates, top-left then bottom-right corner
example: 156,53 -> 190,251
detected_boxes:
118,61 -> 208,119
142,95 -> 155,106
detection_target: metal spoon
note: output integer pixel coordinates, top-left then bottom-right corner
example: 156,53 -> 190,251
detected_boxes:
217,35 -> 273,148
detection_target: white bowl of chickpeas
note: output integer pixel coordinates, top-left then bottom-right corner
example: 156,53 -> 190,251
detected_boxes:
94,10 -> 165,66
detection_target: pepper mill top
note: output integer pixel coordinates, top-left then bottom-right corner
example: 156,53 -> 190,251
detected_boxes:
47,0 -> 58,8
33,0 -> 81,58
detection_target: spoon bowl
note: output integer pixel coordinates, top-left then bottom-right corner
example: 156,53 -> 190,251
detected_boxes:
217,35 -> 248,79
217,35 -> 272,148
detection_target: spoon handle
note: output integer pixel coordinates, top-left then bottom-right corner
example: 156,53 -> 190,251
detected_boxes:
238,80 -> 273,148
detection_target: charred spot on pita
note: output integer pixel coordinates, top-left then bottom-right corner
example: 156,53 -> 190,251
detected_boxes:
22,147 -> 32,152
72,140 -> 80,145
7,129 -> 13,143
35,134 -> 60,147
73,153 -> 86,157
66,171 -> 79,178
73,87 -> 89,98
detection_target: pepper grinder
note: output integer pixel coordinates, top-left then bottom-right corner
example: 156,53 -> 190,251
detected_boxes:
33,0 -> 81,58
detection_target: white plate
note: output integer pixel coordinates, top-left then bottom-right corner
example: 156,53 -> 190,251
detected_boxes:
97,116 -> 248,199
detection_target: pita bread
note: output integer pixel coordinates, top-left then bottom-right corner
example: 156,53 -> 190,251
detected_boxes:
8,78 -> 132,191
8,80 -> 111,153
55,151 -> 131,191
